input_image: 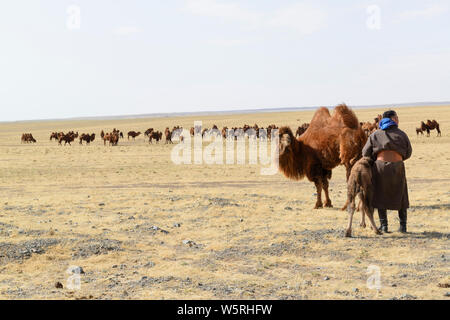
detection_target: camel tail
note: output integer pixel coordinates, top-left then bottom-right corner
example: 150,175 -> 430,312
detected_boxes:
335,104 -> 359,129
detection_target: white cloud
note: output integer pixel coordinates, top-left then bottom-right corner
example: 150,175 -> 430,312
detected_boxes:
114,26 -> 141,36
185,0 -> 328,34
398,4 -> 448,21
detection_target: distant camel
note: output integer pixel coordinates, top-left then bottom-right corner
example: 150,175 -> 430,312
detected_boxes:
165,128 -> 173,144
128,131 -> 141,140
361,115 -> 381,137
79,133 -> 96,145
21,133 -> 36,143
103,131 -> 119,146
50,132 -> 59,141
149,131 -> 163,144
416,127 -> 424,136
144,128 -> 154,137
426,120 -> 441,137
110,132 -> 119,145
295,123 -> 309,137
58,132 -> 76,146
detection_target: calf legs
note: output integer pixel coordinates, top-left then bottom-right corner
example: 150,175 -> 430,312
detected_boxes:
346,194 -> 381,238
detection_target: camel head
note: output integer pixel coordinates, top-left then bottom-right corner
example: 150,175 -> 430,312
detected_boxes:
278,126 -> 295,156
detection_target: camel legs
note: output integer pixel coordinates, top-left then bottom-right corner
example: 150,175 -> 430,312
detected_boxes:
313,172 -> 332,209
322,176 -> 333,208
313,179 -> 323,209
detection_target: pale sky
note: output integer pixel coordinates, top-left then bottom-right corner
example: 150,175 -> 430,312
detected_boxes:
1,0 -> 449,121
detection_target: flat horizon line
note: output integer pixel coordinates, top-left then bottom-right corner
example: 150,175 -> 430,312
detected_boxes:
2,101 -> 449,124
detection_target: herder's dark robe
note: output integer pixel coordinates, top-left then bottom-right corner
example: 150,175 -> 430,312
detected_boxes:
362,126 -> 412,210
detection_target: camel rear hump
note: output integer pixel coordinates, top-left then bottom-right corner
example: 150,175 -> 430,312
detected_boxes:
334,104 -> 359,130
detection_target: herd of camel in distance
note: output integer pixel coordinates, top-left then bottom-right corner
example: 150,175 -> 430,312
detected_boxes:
20,117 -> 442,145
21,124 -> 285,145
18,105 -> 443,237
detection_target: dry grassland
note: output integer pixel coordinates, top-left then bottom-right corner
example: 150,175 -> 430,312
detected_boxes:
0,106 -> 448,299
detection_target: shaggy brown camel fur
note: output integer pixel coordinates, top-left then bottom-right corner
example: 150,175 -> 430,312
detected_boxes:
345,156 -> 381,237
278,104 -> 367,209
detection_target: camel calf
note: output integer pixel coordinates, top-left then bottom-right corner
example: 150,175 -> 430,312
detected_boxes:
345,156 -> 381,237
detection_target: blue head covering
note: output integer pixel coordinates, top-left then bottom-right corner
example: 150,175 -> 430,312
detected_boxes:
379,118 -> 398,130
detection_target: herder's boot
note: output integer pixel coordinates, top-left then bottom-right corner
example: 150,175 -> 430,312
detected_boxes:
378,209 -> 388,233
398,209 -> 407,233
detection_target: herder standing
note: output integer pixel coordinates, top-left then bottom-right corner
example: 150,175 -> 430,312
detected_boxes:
362,110 -> 412,233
